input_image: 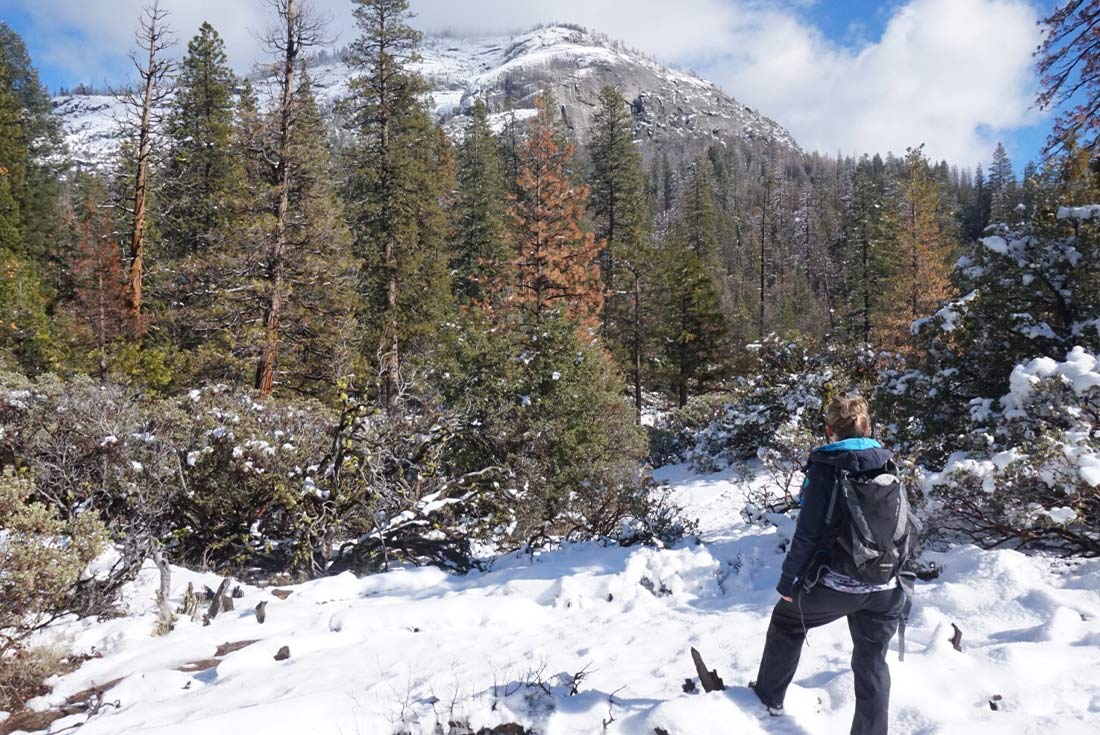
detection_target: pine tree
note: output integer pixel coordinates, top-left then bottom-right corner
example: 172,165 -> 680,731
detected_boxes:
988,142 -> 1017,225
0,62 -> 27,255
160,22 -> 237,259
345,0 -> 453,409
0,22 -> 64,269
589,86 -> 648,298
654,163 -> 733,407
0,248 -> 53,372
453,101 -> 509,306
833,156 -> 889,345
657,240 -> 731,407
269,69 -> 360,398
676,162 -> 720,263
878,146 -> 955,349
587,85 -> 653,419
961,162 -> 991,241
498,109 -> 524,200
249,1 -> 362,399
69,182 -> 128,377
0,38 -> 54,372
508,98 -> 603,332
1038,2 -> 1100,158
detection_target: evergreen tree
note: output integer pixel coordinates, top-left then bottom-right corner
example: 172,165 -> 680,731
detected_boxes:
587,85 -> 654,418
0,251 -> 52,373
149,22 -> 245,373
453,101 -> 509,306
0,22 -> 64,269
160,22 -> 238,259
959,163 -> 990,241
589,86 -> 648,297
345,0 -> 452,409
498,109 -> 524,199
248,2 -> 360,399
656,165 -> 732,407
878,146 -> 955,349
988,142 -> 1018,225
0,62 -> 27,255
0,35 -> 54,372
834,156 -> 889,345
268,70 -> 359,398
1038,1 -> 1100,159
657,240 -> 731,407
68,181 -> 128,377
676,162 -> 720,263
507,99 -> 603,332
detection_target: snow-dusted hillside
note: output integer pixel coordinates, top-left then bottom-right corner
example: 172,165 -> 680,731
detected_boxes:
51,25 -> 798,169
11,465 -> 1100,735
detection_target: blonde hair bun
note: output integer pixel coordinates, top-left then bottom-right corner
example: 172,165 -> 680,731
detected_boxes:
825,394 -> 871,439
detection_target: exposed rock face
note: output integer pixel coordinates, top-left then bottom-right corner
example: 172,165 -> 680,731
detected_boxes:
424,26 -> 798,161
50,25 -> 798,169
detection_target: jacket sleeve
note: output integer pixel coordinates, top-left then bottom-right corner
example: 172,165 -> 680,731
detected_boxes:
777,460 -> 835,597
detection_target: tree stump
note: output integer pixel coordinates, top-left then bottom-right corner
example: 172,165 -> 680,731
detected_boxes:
255,601 -> 267,624
206,577 -> 233,620
949,623 -> 963,652
690,647 -> 726,692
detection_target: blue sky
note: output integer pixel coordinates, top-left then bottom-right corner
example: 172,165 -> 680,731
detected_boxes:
0,0 -> 1053,169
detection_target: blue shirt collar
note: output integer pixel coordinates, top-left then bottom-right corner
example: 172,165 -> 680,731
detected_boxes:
815,437 -> 882,452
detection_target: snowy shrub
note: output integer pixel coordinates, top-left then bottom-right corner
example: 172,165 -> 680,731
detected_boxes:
655,337 -> 878,471
923,347 -> 1100,555
0,372 -> 183,606
165,385 -> 337,576
879,212 -> 1100,462
320,382 -> 502,576
0,466 -> 107,711
646,392 -> 735,468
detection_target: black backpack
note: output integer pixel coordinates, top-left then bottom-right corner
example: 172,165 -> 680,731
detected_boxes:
824,460 -> 920,585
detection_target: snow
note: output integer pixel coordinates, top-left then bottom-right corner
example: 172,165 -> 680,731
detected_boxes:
17,465 -> 1100,734
50,25 -> 798,170
1079,456 -> 1100,488
1044,507 -> 1078,525
1057,204 -> 1100,221
1003,347 -> 1100,418
980,235 -> 1008,254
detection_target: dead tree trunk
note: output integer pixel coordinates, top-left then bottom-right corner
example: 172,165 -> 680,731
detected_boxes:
123,1 -> 173,330
206,576 -> 233,621
151,545 -> 173,635
690,647 -> 726,693
255,0 -> 299,398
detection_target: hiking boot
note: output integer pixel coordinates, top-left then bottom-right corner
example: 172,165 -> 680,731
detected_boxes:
748,681 -> 784,716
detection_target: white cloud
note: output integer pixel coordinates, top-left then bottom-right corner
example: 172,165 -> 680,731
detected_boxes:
702,0 -> 1044,165
11,0 -> 1042,164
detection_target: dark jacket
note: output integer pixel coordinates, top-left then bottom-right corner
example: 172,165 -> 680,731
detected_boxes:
776,438 -> 894,598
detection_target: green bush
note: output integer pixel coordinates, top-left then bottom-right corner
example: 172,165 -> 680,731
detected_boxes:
0,466 -> 106,711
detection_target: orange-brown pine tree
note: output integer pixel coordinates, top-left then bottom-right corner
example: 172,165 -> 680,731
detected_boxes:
71,192 -> 129,377
877,146 -> 955,351
507,99 -> 603,333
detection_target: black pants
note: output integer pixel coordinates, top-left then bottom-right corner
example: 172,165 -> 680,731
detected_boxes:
754,583 -> 905,735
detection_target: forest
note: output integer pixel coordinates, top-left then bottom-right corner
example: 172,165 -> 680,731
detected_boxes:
3,0 -> 1100,722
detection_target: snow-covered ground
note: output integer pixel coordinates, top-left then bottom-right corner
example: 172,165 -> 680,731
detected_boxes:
12,465 -> 1100,734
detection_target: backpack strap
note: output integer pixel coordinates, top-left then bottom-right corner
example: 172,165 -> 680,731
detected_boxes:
824,467 -> 844,527
897,572 -> 916,662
